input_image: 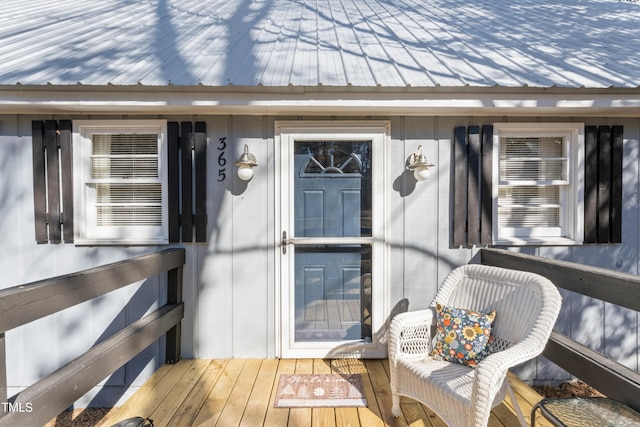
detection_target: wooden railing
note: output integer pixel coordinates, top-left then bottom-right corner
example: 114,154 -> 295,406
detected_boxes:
480,248 -> 640,412
0,248 -> 185,427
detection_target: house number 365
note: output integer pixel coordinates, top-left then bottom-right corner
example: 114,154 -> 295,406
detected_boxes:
217,137 -> 227,182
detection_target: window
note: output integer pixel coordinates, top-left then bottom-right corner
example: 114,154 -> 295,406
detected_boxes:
73,120 -> 168,244
493,123 -> 584,245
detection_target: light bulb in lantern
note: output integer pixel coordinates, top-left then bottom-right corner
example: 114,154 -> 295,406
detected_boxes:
233,144 -> 258,181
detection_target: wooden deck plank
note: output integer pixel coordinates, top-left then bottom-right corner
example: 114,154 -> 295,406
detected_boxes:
490,402 -> 521,427
149,359 -> 211,427
335,359 -> 385,427
334,383 -> 360,427
101,359 -> 193,425
313,358 -> 333,374
327,300 -> 340,330
215,359 -> 263,427
335,406 -> 359,427
329,359 -> 360,427
312,359 -> 337,427
263,359 -> 296,427
102,359 -> 547,427
401,402 -> 444,427
365,359 -> 409,427
506,372 -> 554,427
191,358 -> 246,426
168,359 -> 229,427
386,357 -> 445,427
288,359 -> 314,427
508,371 -> 545,406
238,359 -> 280,427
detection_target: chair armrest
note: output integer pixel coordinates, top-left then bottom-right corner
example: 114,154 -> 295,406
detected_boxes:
472,340 -> 544,409
388,309 -> 434,364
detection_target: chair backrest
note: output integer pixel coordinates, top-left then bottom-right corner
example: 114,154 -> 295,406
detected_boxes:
432,264 -> 561,352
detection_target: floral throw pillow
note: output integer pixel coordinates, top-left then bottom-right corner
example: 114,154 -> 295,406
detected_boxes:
430,303 -> 496,367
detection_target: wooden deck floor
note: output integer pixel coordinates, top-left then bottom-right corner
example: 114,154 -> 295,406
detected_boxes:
100,359 -> 554,427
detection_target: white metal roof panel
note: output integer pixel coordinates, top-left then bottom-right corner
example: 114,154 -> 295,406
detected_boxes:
0,0 -> 639,88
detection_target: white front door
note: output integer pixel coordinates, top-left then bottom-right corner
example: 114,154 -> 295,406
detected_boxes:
277,122 -> 388,358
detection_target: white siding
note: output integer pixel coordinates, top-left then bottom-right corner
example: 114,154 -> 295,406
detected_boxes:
1,113 -> 639,406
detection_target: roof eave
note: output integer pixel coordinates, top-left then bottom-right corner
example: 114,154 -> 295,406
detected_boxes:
1,84 -> 639,117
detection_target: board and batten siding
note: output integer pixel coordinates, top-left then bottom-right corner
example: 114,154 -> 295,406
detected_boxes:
166,114 -> 640,383
0,113 -> 639,407
0,115 -> 171,407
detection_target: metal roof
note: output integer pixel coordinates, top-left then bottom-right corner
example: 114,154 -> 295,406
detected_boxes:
1,0 -> 639,89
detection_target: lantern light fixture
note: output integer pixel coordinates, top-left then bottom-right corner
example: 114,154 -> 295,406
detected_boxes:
406,145 -> 435,181
234,144 -> 258,181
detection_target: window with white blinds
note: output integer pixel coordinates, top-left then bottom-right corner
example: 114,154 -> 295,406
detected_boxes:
493,123 -> 584,245
92,134 -> 162,227
74,121 -> 168,244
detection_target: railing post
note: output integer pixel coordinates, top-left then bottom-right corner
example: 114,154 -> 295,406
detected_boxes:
165,264 -> 183,364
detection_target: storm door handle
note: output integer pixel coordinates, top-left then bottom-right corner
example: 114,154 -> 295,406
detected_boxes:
281,231 -> 291,254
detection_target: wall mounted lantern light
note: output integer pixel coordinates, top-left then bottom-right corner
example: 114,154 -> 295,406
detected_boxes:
234,144 -> 258,180
406,145 -> 435,181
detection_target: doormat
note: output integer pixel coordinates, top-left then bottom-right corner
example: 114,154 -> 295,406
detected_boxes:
274,374 -> 367,408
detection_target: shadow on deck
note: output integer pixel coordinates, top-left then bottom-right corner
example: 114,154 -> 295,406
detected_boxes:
99,358 -> 553,427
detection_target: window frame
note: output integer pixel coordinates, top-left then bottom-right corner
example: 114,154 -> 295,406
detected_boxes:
73,120 -> 169,245
492,122 -> 584,246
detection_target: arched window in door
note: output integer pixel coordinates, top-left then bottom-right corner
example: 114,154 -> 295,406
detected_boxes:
300,144 -> 364,176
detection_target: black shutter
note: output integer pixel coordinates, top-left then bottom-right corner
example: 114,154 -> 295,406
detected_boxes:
32,121 -> 48,243
611,126 -> 623,243
180,122 -> 194,243
467,126 -> 481,246
597,126 -> 611,243
45,120 -> 61,242
452,125 -> 493,247
480,125 -> 493,244
59,120 -> 74,242
453,127 -> 468,247
584,126 -> 598,243
31,120 -> 73,244
168,122 -> 181,242
168,121 -> 208,243
584,125 -> 623,244
194,122 -> 208,242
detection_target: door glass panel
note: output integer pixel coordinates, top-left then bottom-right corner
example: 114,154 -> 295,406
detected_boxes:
294,141 -> 372,237
294,245 -> 372,342
292,140 -> 373,345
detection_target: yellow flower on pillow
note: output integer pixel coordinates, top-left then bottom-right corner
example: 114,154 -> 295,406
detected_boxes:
462,326 -> 477,340
444,330 -> 456,344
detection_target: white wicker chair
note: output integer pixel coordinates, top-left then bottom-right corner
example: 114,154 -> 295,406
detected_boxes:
389,264 -> 562,427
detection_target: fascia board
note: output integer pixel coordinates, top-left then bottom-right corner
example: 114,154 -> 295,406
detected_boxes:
0,88 -> 639,117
